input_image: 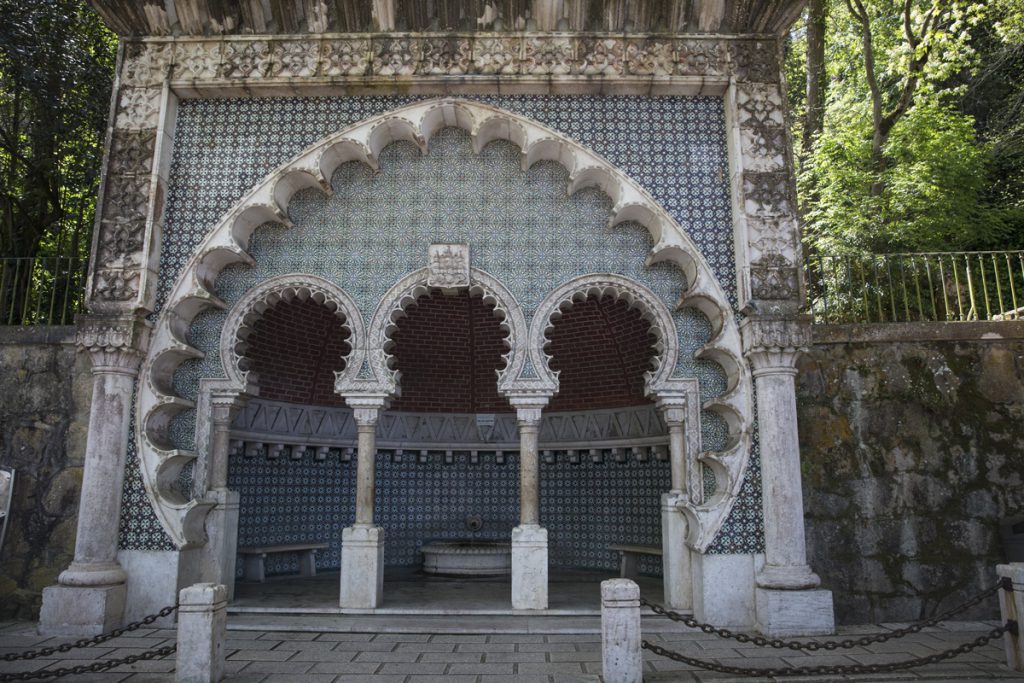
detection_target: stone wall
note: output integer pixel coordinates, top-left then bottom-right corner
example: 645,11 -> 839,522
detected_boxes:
799,323 -> 1024,624
0,328 -> 91,620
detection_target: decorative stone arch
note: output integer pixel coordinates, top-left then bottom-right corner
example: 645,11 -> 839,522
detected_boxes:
136,96 -> 751,550
335,266 -> 530,400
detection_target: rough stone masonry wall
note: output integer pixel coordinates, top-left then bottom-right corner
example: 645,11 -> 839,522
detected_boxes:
0,328 -> 91,620
799,324 -> 1024,624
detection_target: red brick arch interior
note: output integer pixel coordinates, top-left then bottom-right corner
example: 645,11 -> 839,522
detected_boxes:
243,290 -> 656,411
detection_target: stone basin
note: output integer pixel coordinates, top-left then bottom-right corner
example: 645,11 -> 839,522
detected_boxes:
420,540 -> 512,576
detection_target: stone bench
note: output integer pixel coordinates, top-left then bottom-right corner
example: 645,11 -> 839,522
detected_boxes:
237,543 -> 328,582
608,543 -> 662,579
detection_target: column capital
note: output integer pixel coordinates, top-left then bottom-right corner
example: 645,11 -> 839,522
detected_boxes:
508,392 -> 550,427
210,390 -> 247,425
76,313 -> 152,375
343,394 -> 390,427
740,315 -> 811,375
656,395 -> 688,426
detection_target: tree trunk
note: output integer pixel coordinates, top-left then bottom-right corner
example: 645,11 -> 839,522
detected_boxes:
803,0 -> 828,157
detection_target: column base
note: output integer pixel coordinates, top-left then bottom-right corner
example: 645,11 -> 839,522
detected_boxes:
661,492 -> 692,610
39,583 -> 126,636
757,563 -> 821,590
755,587 -> 835,637
511,525 -> 548,610
340,525 -> 384,609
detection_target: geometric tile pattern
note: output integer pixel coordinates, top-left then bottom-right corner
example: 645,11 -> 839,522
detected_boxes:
119,95 -> 764,555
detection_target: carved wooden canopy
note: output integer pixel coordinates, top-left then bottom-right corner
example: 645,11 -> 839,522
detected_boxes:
89,0 -> 805,37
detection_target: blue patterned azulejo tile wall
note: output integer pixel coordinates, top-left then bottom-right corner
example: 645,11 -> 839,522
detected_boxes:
229,452 -> 669,577
118,95 -> 765,556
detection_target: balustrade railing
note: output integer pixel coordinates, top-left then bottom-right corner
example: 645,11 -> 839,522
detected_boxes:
808,250 -> 1024,324
0,256 -> 87,326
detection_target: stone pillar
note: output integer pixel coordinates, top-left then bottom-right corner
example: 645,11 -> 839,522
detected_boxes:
659,399 -> 692,610
176,582 -> 227,683
997,563 -> 1024,672
601,578 -> 643,683
339,396 -> 386,609
741,316 -> 834,637
39,315 -> 150,635
509,395 -> 549,610
202,390 -> 244,601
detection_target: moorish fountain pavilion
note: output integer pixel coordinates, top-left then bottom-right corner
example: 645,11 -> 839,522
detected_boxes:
39,0 -> 835,638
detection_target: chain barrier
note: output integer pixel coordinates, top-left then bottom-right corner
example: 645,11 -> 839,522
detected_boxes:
642,622 -> 1015,678
639,577 -> 1018,678
0,605 -> 178,682
639,577 -> 1012,651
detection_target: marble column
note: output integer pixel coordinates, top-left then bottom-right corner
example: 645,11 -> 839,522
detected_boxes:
509,395 -> 549,610
741,316 -> 834,636
658,398 -> 692,610
339,396 -> 387,609
202,390 -> 244,600
39,315 -> 150,635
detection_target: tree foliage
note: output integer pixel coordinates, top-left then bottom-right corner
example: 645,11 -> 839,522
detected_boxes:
0,0 -> 116,259
791,0 -> 1024,255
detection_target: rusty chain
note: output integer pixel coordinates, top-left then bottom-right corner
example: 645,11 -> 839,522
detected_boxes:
642,622 -> 1015,678
2,604 -> 177,663
0,644 -> 177,682
640,577 -> 1012,651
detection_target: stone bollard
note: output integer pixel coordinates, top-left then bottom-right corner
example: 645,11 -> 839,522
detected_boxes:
997,564 -> 1024,672
176,583 -> 227,683
601,578 -> 643,683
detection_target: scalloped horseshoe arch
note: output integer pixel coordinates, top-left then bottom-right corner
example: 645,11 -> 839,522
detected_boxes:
136,97 -> 751,550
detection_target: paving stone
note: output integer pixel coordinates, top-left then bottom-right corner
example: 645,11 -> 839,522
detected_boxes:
331,640 -> 397,652
257,632 -> 318,641
550,650 -> 602,662
224,630 -> 264,640
333,676 -> 405,683
313,632 -> 375,642
237,660 -> 315,674
353,650 -> 422,663
419,651 -> 483,663
457,642 -> 516,652
262,674 -> 336,683
517,661 -> 586,673
225,638 -> 280,651
478,676 -> 551,683
491,634 -> 545,643
269,640 -> 339,652
0,660 -> 51,674
405,676 -> 479,682
394,642 -> 456,652
518,641 -> 577,652
228,649 -> 296,661
430,634 -> 488,643
48,673 -> 133,682
546,634 -> 601,643
286,648 -> 358,662
374,633 -> 432,642
377,662 -> 448,674
448,661 -> 516,674
308,661 -> 381,674
484,651 -> 547,662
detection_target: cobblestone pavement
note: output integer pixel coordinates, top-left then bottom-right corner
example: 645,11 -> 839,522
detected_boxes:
1,620 -> 1021,682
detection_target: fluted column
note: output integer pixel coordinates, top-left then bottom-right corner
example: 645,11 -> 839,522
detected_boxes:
741,316 -> 834,636
339,396 -> 387,609
509,394 -> 549,610
658,398 -> 692,609
40,315 -> 150,635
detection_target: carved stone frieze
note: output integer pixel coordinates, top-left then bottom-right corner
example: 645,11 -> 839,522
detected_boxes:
222,40 -> 271,79
675,40 -> 726,76
271,40 -> 319,77
173,42 -> 223,79
750,253 -> 799,301
728,40 -> 780,83
748,216 -> 795,258
736,84 -> 786,128
76,314 -> 151,371
740,124 -> 787,169
743,170 -> 792,217
374,37 -> 418,76
579,38 -> 624,76
625,39 -> 674,76
418,37 -> 472,75
115,87 -> 161,130
523,37 -> 574,75
121,42 -> 172,87
108,130 -> 156,177
320,39 -> 371,76
473,37 -> 519,74
739,315 -> 811,372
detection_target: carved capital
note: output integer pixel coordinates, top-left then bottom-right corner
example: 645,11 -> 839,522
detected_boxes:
344,394 -> 390,426
656,395 -> 687,427
76,314 -> 152,374
508,394 -> 550,427
210,389 -> 248,426
740,316 -> 811,375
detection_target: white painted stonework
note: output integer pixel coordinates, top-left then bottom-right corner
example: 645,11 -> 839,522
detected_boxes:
176,582 -> 227,683
755,588 -> 836,638
511,525 -> 548,610
339,525 -> 384,609
600,578 -> 643,683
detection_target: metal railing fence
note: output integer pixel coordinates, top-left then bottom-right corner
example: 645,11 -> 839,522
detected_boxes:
808,250 -> 1024,324
0,256 -> 87,326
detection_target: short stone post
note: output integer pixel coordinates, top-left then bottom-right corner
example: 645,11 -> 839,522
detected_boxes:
601,579 -> 643,683
509,395 -> 550,610
176,583 -> 227,683
997,563 -> 1024,672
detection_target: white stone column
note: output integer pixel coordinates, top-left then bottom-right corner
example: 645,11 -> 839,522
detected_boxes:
176,582 -> 227,683
340,396 -> 387,609
658,398 -> 692,610
997,563 -> 1024,672
601,578 -> 643,683
202,390 -> 244,601
741,316 -> 834,636
509,395 -> 549,610
39,315 -> 149,635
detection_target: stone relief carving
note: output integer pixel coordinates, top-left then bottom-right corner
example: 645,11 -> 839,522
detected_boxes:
728,41 -> 780,83
76,314 -> 151,370
675,40 -> 726,76
419,37 -> 472,75
121,42 -> 172,87
272,41 -> 319,78
116,87 -> 161,130
473,37 -> 519,74
173,42 -> 222,79
427,244 -> 470,289
740,315 -> 812,371
375,38 -> 417,76
750,253 -> 799,301
736,85 -> 785,128
523,37 -> 574,75
743,171 -> 792,217
108,130 -> 156,177
626,40 -> 674,76
320,39 -> 371,76
223,40 -> 271,79
580,38 -> 624,76
741,124 -> 787,169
